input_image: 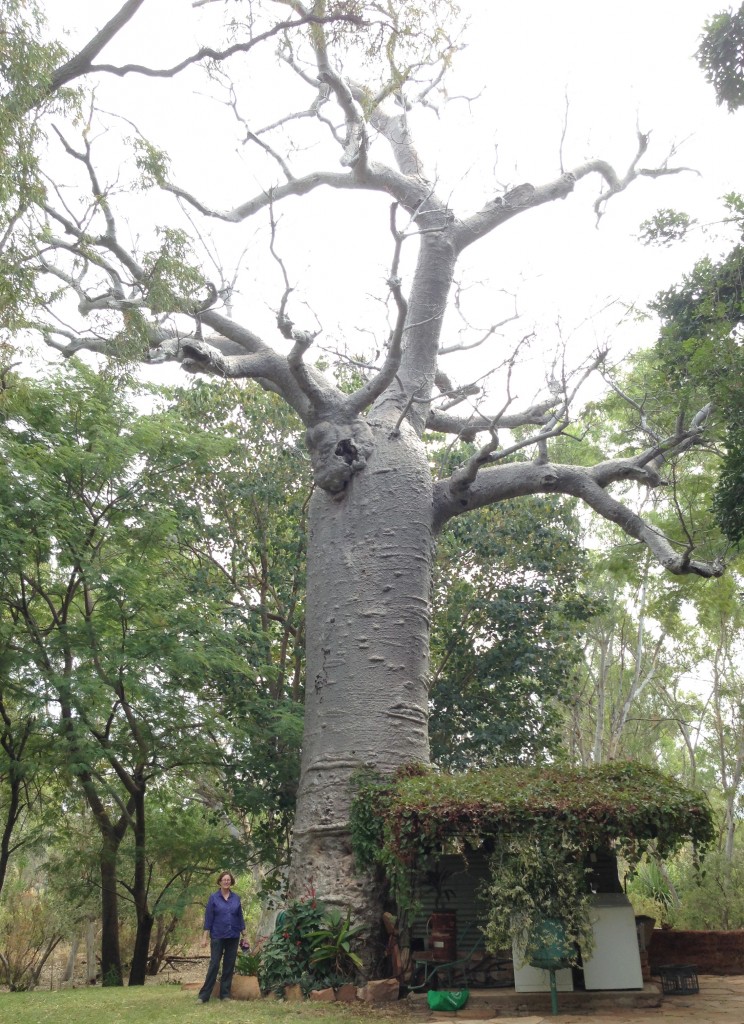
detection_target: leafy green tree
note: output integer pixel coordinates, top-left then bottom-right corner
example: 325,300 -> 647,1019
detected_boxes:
431,493 -> 595,768
634,6 -> 744,542
0,1 -> 72,335
686,575 -> 744,924
564,345 -> 744,926
648,228 -> 744,544
146,381 -> 310,871
0,362 -> 250,984
0,671 -> 51,897
542,349 -> 722,769
564,545 -> 704,769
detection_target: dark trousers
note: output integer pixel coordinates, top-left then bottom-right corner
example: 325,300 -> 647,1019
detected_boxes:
198,936 -> 240,1001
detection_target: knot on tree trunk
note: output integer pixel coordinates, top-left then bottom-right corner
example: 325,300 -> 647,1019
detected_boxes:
306,418 -> 375,494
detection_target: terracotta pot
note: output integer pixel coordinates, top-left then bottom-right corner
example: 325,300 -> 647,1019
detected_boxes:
231,974 -> 261,1000
181,980 -> 220,998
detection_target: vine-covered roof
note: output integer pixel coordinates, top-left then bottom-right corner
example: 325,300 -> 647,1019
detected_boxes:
357,761 -> 714,864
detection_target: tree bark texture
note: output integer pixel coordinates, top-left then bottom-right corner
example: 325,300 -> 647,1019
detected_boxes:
290,413 -> 434,926
85,918 -> 97,984
63,933 -> 80,983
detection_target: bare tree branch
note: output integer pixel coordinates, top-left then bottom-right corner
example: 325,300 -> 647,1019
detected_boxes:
433,460 -> 723,578
345,203 -> 408,416
319,69 -> 369,170
50,0 -> 148,93
62,12 -> 364,84
455,139 -> 696,251
425,400 -> 556,439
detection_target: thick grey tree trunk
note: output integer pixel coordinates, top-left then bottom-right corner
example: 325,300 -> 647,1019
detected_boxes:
290,413 -> 434,929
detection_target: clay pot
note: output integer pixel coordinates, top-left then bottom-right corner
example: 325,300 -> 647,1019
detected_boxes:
231,975 -> 261,1000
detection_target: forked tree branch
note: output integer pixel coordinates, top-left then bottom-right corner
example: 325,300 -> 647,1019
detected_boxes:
433,459 -> 722,578
52,9 -> 363,87
455,142 -> 695,251
49,0 -> 148,93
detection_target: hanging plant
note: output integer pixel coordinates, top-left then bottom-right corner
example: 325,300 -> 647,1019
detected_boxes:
481,829 -> 594,966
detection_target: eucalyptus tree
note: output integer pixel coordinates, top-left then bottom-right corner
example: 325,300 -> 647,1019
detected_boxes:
634,4 -> 744,542
649,231 -> 744,546
3,0 -> 728,948
564,551 -> 703,769
686,574 -> 744,925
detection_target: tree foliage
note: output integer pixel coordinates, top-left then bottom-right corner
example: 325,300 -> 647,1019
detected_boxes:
431,491 -> 596,768
0,361 -> 280,981
647,218 -> 744,542
149,380 -> 310,870
697,4 -> 744,111
0,0 -> 73,334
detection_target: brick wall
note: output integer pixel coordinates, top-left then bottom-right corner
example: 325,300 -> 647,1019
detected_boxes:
649,930 -> 744,975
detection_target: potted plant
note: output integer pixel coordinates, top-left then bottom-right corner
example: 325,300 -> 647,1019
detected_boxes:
231,941 -> 264,1000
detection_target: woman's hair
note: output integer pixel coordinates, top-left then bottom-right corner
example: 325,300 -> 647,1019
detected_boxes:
217,870 -> 236,886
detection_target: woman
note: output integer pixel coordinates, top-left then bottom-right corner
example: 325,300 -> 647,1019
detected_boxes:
197,870 -> 247,1003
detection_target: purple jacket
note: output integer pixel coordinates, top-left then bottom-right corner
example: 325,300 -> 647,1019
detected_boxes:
203,890 -> 246,940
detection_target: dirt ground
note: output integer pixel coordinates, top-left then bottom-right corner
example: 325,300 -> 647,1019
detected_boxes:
37,944 -> 209,990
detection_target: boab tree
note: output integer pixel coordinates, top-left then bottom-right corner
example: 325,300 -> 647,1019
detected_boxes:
10,0 -> 724,946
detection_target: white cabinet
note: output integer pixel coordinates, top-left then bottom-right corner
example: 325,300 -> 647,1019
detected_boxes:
513,894 -> 643,993
582,893 -> 643,990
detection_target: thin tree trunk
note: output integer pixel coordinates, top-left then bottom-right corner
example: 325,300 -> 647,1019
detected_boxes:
147,914 -> 178,975
128,785 -> 153,985
85,917 -> 97,984
28,937 -> 63,990
592,633 -> 609,763
100,838 -> 123,985
62,932 -> 80,983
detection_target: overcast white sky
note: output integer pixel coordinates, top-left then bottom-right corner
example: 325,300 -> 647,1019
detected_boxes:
41,1 -> 742,403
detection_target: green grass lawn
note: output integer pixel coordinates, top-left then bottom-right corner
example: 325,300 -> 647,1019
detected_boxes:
0,986 -> 424,1024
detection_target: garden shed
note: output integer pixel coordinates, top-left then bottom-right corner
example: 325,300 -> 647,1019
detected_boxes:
351,761 -> 713,993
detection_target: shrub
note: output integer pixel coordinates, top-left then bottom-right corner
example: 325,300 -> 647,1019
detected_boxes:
258,890 -> 363,996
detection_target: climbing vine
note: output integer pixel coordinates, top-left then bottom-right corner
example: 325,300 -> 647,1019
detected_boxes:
350,761 -> 714,965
